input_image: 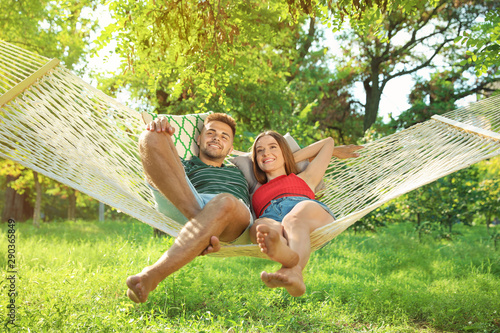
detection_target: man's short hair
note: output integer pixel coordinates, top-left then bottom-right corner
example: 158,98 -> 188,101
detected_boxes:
204,113 -> 236,137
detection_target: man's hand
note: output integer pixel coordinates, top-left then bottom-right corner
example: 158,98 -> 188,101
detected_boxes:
200,236 -> 221,256
332,144 -> 364,159
146,116 -> 175,135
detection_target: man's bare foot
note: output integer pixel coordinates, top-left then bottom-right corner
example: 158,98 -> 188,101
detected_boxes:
126,272 -> 157,303
260,267 -> 306,297
200,236 -> 221,256
256,224 -> 299,268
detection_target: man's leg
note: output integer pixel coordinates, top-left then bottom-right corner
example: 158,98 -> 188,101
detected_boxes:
127,193 -> 250,303
139,130 -> 201,219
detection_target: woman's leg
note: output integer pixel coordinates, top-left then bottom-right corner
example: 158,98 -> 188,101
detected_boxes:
250,218 -> 299,267
260,201 -> 333,296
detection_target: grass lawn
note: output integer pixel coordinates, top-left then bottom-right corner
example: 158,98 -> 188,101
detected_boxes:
1,219 -> 499,332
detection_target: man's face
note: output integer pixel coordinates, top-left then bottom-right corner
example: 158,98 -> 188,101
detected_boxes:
197,121 -> 234,161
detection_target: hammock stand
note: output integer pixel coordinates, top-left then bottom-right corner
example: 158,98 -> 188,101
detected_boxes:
1,40 -> 499,258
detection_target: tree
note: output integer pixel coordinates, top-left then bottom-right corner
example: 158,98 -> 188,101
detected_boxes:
0,0 -> 100,72
0,162 -> 41,223
327,0 -> 499,132
96,0 -> 340,151
0,175 -> 33,222
473,157 -> 500,231
400,166 -> 491,239
388,70 -> 467,130
45,184 -> 90,221
0,0 -> 101,222
33,171 -> 42,227
456,10 -> 500,76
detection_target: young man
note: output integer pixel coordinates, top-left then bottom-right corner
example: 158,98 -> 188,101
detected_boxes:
126,113 -> 253,303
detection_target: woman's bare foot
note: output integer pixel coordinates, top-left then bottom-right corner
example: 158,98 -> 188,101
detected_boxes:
260,267 -> 306,297
126,272 -> 157,303
256,224 -> 299,268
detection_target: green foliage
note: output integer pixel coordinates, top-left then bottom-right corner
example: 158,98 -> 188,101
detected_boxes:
455,10 -> 500,76
96,1 -> 354,148
0,159 -> 99,221
352,157 -> 500,239
397,163 -> 498,237
473,156 -> 500,228
0,0 -> 102,221
329,0 -> 499,132
0,0 -> 100,71
93,0 -> 500,144
353,204 -> 392,233
1,220 -> 499,331
97,0 -> 297,116
391,71 -> 461,130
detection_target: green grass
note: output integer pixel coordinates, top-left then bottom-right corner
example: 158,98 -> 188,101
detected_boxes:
1,220 -> 499,332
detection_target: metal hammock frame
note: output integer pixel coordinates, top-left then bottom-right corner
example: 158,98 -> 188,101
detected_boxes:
1,40 -> 499,258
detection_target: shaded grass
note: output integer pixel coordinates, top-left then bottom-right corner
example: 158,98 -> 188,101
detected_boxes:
0,220 -> 499,332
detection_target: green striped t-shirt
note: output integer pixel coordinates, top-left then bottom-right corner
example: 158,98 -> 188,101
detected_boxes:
182,156 -> 250,207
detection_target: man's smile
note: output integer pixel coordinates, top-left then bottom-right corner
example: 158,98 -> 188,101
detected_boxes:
207,142 -> 221,149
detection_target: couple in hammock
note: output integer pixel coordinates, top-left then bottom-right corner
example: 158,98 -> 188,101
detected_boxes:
126,113 -> 362,303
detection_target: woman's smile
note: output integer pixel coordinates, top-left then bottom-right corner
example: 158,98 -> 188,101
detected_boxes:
255,135 -> 286,176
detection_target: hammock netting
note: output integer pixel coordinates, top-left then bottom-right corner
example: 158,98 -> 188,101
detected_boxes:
1,40 -> 499,258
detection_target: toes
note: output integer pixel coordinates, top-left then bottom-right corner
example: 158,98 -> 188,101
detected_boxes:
127,289 -> 141,303
126,276 -> 137,289
209,236 -> 221,252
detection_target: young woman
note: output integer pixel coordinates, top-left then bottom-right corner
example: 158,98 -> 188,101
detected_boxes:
249,131 -> 343,297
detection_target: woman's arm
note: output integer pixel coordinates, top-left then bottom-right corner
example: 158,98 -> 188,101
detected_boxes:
292,139 -> 332,163
296,138 -> 335,191
293,142 -> 363,163
231,149 -> 248,156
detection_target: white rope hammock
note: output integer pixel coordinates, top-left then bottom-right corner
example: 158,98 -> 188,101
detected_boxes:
1,40 -> 499,258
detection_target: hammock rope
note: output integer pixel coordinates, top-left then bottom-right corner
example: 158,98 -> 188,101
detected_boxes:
1,40 -> 499,258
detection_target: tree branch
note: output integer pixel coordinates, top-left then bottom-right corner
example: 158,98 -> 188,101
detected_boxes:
287,16 -> 316,82
384,36 -> 455,84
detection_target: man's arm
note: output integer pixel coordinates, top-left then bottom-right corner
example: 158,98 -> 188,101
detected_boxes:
331,144 -> 364,159
293,141 -> 363,163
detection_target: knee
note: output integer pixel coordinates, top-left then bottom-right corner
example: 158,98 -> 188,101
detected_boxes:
211,193 -> 239,213
282,203 -> 315,231
139,130 -> 175,158
282,213 -> 302,230
139,130 -> 157,153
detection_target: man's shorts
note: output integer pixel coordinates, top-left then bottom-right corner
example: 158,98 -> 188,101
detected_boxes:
149,175 -> 254,245
259,196 -> 335,223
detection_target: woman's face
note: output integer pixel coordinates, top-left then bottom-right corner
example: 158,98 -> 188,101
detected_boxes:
254,135 -> 286,175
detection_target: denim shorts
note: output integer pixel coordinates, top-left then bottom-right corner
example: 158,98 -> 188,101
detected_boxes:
149,175 -> 254,244
259,196 -> 335,222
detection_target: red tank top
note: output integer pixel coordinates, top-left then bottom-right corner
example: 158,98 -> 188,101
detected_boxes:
252,173 -> 314,218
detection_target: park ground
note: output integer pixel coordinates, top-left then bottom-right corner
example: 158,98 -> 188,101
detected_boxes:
0,219 -> 499,332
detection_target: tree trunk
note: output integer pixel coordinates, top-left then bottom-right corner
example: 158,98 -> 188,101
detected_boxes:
99,202 -> 105,222
153,228 -> 168,238
68,189 -> 76,221
33,171 -> 42,228
486,211 -> 491,233
1,175 -> 33,222
363,71 -> 383,131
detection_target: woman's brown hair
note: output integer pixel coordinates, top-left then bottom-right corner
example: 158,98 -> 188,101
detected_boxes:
251,131 -> 300,184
